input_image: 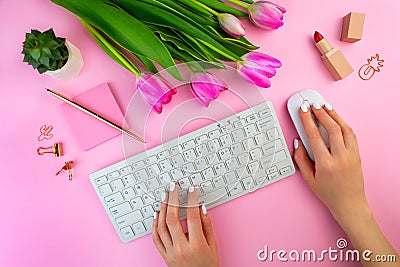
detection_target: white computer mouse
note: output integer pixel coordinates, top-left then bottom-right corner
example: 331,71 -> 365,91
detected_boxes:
287,89 -> 330,161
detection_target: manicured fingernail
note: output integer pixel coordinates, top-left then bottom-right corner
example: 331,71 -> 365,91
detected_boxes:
169,183 -> 175,192
325,103 -> 333,111
313,103 -> 321,110
202,203 -> 207,215
153,211 -> 157,220
294,139 -> 299,149
188,186 -> 194,193
160,192 -> 166,202
301,104 -> 308,113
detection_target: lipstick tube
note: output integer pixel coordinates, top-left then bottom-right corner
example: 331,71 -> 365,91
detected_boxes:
314,31 -> 353,80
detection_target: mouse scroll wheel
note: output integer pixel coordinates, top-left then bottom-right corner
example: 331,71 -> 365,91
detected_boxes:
302,100 -> 311,108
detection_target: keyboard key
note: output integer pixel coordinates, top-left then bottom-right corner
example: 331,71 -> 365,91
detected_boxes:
231,129 -> 246,142
213,176 -> 226,188
195,134 -> 208,144
280,166 -> 292,175
120,166 -> 132,176
219,134 -> 232,146
153,202 -> 161,211
182,140 -> 195,150
110,179 -> 124,191
198,188 -> 228,204
170,168 -> 184,180
131,197 -> 144,209
247,161 -> 260,174
233,119 -> 245,128
104,192 -> 124,207
242,137 -> 257,150
244,124 -> 257,136
178,177 -> 191,188
159,172 -> 172,185
110,202 -> 132,217
94,176 -> 107,185
231,142 -> 244,155
132,222 -> 146,235
194,158 -> 207,170
261,139 -> 283,156
242,176 -> 256,190
157,150 -> 169,159
122,175 -> 135,186
159,159 -> 173,172
225,157 -> 239,170
189,173 -> 203,185
218,147 -> 231,160
273,150 -> 287,164
145,155 -> 158,164
260,154 -> 274,169
134,169 -> 148,181
146,178 -> 160,191
121,226 -> 135,240
171,154 -> 185,167
208,129 -> 221,139
258,108 -> 272,118
227,182 -> 244,196
116,210 -> 143,228
132,160 -> 145,170
107,170 -> 120,180
257,117 -> 274,131
214,162 -> 227,176
246,114 -> 258,123
267,172 -> 279,180
143,217 -> 154,231
195,144 -> 209,157
147,164 -> 160,176
208,139 -> 221,152
170,145 -> 182,155
201,168 -> 215,180
99,184 -> 112,195
122,187 -> 136,199
134,182 -> 147,194
200,181 -> 214,194
250,148 -> 262,160
254,133 -> 267,146
238,153 -> 250,165
182,162 -> 196,172
266,128 -> 278,141
224,171 -> 238,184
183,149 -> 197,161
142,193 -> 155,205
205,153 -> 218,165
154,187 -> 165,201
266,166 -> 278,174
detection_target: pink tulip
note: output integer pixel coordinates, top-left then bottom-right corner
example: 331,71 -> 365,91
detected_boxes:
248,1 -> 286,30
218,13 -> 245,38
137,73 -> 176,114
190,72 -> 227,107
238,52 -> 282,88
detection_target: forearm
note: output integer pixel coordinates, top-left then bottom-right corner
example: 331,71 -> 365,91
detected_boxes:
337,206 -> 399,267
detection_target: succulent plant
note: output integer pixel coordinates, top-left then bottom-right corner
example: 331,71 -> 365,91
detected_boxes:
22,28 -> 69,74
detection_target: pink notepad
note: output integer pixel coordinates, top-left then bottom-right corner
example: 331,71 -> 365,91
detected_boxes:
61,83 -> 124,151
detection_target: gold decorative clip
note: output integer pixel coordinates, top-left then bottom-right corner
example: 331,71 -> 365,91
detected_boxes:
37,143 -> 63,157
56,161 -> 73,181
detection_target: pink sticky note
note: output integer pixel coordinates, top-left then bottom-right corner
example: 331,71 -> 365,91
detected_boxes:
61,83 -> 124,151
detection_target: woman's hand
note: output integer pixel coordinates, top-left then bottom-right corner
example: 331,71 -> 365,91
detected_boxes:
152,184 -> 219,267
293,103 -> 370,226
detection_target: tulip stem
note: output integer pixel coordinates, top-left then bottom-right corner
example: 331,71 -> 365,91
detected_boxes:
225,0 -> 250,9
190,0 -> 219,16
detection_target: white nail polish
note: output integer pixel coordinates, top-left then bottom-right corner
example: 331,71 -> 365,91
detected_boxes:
313,103 -> 321,110
169,183 -> 175,192
325,103 -> 333,111
301,104 -> 308,113
202,203 -> 207,215
153,211 -> 157,220
188,186 -> 194,193
160,192 -> 166,202
294,139 -> 299,149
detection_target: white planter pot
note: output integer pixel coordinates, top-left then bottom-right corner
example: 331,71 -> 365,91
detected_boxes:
46,40 -> 84,80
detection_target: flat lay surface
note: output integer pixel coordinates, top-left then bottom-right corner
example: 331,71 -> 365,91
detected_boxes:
1,0 -> 399,266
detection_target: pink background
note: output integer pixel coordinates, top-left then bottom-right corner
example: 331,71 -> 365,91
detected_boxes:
1,0 -> 399,266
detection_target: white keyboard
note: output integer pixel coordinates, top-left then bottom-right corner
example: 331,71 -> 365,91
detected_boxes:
89,101 -> 295,242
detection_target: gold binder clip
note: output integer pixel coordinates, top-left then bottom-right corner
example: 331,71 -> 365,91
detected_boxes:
56,161 -> 73,181
37,143 -> 63,157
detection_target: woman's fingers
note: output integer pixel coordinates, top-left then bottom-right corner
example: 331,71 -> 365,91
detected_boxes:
186,187 -> 205,242
293,139 -> 316,189
165,183 -> 186,245
299,105 -> 330,160
323,104 -> 358,151
157,191 -> 173,248
200,204 -> 217,250
311,103 -> 345,155
152,212 -> 166,257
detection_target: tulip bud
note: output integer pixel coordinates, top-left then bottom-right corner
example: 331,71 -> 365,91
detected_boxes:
238,52 -> 282,88
190,72 -> 227,107
137,73 -> 176,114
248,1 -> 286,30
218,13 -> 245,38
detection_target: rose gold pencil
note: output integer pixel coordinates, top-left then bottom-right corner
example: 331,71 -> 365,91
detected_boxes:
46,88 -> 146,143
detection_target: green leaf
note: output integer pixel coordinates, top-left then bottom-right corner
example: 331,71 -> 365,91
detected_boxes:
51,0 -> 182,80
164,43 -> 206,72
31,48 -> 41,60
37,65 -> 48,74
134,53 -> 159,73
113,0 -> 241,61
82,20 -> 140,74
42,47 -> 52,56
39,56 -> 50,66
174,0 -> 214,17
195,0 -> 249,18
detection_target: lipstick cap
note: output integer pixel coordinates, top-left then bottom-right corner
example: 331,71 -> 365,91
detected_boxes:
341,12 -> 365,43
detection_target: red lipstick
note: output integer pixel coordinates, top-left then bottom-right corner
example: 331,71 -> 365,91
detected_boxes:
313,31 -> 353,80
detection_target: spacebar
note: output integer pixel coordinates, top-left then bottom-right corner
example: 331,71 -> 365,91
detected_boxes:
198,188 -> 228,205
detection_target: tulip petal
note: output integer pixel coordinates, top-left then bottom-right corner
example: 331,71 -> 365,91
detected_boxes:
239,65 -> 272,88
190,72 -> 227,107
244,52 -> 282,68
218,13 -> 245,39
249,1 -> 285,30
